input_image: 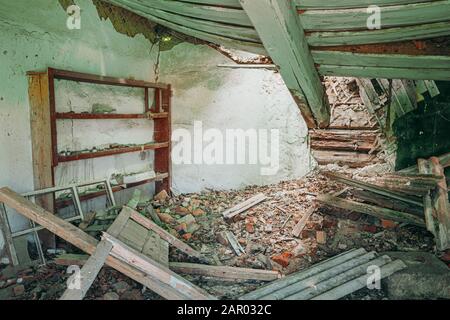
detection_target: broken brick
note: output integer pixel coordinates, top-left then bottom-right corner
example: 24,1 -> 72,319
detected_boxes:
216,232 -> 229,246
192,208 -> 206,217
381,219 -> 398,229
271,252 -> 292,268
182,233 -> 192,241
316,231 -> 327,244
157,212 -> 175,224
246,222 -> 255,234
154,190 -> 169,202
174,206 -> 190,216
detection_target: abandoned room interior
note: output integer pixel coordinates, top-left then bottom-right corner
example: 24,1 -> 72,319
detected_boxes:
0,0 -> 449,303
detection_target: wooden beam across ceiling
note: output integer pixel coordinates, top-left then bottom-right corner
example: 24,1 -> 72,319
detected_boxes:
239,0 -> 330,128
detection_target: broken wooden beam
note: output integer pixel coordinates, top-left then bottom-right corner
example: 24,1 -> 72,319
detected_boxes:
322,171 -> 423,207
222,193 -> 267,220
313,150 -> 378,168
419,157 -> 450,251
169,263 -> 281,282
400,152 -> 450,173
103,232 -> 214,300
311,260 -> 406,300
316,194 -> 426,228
0,188 -> 200,300
350,190 -> 423,217
60,239 -> 113,300
292,207 -> 316,238
226,231 -> 245,256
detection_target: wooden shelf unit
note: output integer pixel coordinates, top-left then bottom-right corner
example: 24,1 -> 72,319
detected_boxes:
27,68 -> 172,206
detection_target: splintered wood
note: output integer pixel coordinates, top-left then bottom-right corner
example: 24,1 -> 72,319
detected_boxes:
418,157 -> 450,251
0,188 -> 214,300
239,248 -> 406,300
292,207 -> 316,238
222,193 -> 267,220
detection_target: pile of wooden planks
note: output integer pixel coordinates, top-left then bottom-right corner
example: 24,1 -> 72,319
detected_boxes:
239,248 -> 406,300
310,129 -> 381,168
0,188 -> 282,300
318,153 -> 450,250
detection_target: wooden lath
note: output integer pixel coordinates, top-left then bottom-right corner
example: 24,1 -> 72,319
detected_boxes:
0,188 -> 215,300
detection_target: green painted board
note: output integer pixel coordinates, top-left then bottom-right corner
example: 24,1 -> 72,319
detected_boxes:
299,1 -> 450,31
307,22 -> 450,46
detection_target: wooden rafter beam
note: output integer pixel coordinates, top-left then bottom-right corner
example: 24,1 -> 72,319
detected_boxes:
240,0 -> 330,128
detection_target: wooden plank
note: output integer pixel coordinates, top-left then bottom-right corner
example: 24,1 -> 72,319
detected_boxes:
226,231 -> 245,256
239,248 -> 367,300
142,231 -> 169,267
109,3 -> 260,43
323,171 -> 424,207
400,152 -> 450,173
0,204 -> 19,266
295,0 -> 436,9
51,68 -> 168,89
108,209 -> 132,238
0,188 -> 190,300
311,260 -> 407,300
313,150 -> 378,168
418,159 -> 440,246
312,51 -> 450,70
103,233 -> 215,300
58,142 -> 170,163
351,190 -> 424,217
176,0 -> 241,7
299,1 -> 450,31
429,157 -> 450,250
285,255 -> 391,300
317,64 -> 450,81
28,72 -> 56,247
54,254 -> 89,266
310,129 -> 378,143
60,240 -> 113,300
154,87 -> 172,194
307,22 -> 450,46
311,139 -> 374,152
222,193 -> 267,219
240,0 -> 330,127
316,194 -> 426,227
117,219 -> 148,252
169,263 -> 281,281
105,0 -> 265,55
292,206 -> 316,238
126,207 -> 209,262
106,0 -> 252,26
262,251 -> 378,300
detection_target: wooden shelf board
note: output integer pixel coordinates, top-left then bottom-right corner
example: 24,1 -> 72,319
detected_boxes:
56,112 -> 168,120
58,142 -> 170,163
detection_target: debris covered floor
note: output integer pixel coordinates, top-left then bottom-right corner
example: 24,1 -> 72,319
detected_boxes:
1,77 -> 448,301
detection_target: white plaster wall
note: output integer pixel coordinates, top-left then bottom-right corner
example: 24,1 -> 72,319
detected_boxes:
0,0 -> 159,252
159,43 -> 314,193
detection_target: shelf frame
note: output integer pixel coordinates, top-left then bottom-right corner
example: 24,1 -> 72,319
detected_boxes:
27,68 -> 172,210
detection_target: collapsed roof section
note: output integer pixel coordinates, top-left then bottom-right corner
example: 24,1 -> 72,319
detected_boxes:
91,0 -> 449,128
